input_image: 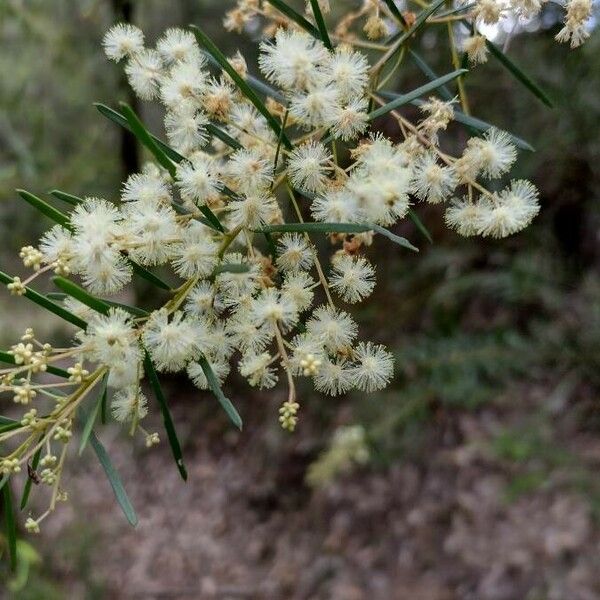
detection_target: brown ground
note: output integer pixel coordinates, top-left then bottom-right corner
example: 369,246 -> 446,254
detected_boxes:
30,378 -> 600,600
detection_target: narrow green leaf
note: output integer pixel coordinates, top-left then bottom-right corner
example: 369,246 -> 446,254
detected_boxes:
2,484 -> 17,570
309,0 -> 333,49
119,102 -> 177,177
0,271 -> 86,330
199,205 -> 226,233
381,0 -> 406,24
198,354 -> 242,430
408,209 -> 433,243
20,443 -> 42,510
0,350 -> 69,379
485,38 -> 553,108
16,189 -> 70,228
79,375 -> 108,455
408,49 -> 453,101
53,276 -> 110,316
0,416 -> 18,427
377,90 -> 535,151
103,300 -> 150,318
191,25 -> 292,150
436,2 -> 475,17
260,222 -> 418,252
143,353 -> 188,480
262,0 -> 320,38
129,261 -> 172,291
100,384 -> 108,425
49,189 -> 83,206
95,103 -> 187,164
386,0 -> 447,48
369,69 -> 468,121
206,123 -> 242,150
200,53 -> 288,105
87,429 -> 138,527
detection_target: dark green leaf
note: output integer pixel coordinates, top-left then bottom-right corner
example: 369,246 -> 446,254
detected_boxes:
2,483 -> 17,571
20,443 -> 42,510
369,69 -> 468,121
128,261 -> 172,291
198,354 -> 242,430
95,103 -> 187,164
143,353 -> 187,480
409,49 -> 453,101
385,0 -> 447,49
49,189 -> 82,206
381,0 -> 406,24
16,189 -> 70,228
206,123 -> 242,150
377,90 -> 535,151
52,276 -> 110,316
485,38 -> 553,108
87,429 -> 138,527
262,0 -> 320,38
119,102 -> 177,177
408,209 -> 433,243
260,222 -> 418,251
309,0 -> 333,49
0,270 -> 86,329
199,205 -> 226,233
79,375 -> 108,455
191,25 -> 291,150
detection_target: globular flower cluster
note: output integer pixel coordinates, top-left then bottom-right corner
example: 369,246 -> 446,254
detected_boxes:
0,0 -> 586,534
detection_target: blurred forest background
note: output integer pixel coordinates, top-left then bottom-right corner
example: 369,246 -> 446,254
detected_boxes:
1,0 -> 600,598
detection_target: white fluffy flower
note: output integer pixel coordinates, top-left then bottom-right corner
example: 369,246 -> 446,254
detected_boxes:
239,352 -> 278,389
281,271 -> 316,312
329,98 -> 369,141
314,358 -> 354,396
289,86 -> 339,129
185,281 -> 221,318
121,172 -> 171,205
329,254 -> 375,304
160,61 -> 208,110
227,194 -> 278,229
445,197 -> 484,237
111,386 -> 148,422
38,225 -> 73,266
325,48 -> 369,102
287,141 -> 332,193
476,179 -> 540,238
306,305 -> 358,352
122,201 -> 179,266
258,29 -> 329,90
311,189 -> 359,223
276,233 -> 314,272
176,155 -> 221,206
125,49 -> 163,101
143,310 -> 198,372
250,288 -> 299,332
171,222 -> 218,278
226,148 -> 272,194
165,104 -> 210,155
472,128 -> 517,179
351,342 -> 394,392
411,153 -> 458,204
103,23 -> 144,62
79,308 -> 140,370
156,28 -> 201,65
